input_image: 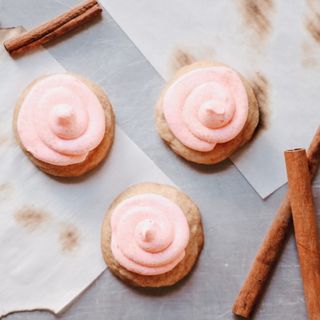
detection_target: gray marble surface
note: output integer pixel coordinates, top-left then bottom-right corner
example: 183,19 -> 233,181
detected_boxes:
1,0 -> 319,319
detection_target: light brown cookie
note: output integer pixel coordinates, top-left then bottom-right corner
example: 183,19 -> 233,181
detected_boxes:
13,74 -> 115,177
101,183 -> 204,287
155,61 -> 259,164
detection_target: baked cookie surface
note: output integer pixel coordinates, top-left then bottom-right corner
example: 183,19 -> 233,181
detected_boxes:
101,183 -> 204,287
14,73 -> 115,177
156,61 -> 259,164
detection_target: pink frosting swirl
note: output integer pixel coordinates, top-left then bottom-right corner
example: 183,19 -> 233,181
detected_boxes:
162,66 -> 249,152
111,193 -> 190,275
17,74 -> 106,165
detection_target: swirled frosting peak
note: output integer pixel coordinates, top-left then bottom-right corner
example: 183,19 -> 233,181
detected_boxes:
17,74 -> 106,165
162,66 -> 248,152
111,193 -> 190,275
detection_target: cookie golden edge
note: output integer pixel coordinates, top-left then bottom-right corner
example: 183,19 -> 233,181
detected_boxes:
101,182 -> 204,287
155,61 -> 260,165
13,73 -> 115,177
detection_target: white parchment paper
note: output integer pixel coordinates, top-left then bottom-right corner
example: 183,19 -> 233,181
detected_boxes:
101,0 -> 320,197
0,28 -> 172,317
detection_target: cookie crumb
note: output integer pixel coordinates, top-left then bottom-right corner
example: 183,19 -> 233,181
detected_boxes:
15,207 -> 50,231
0,135 -> 9,147
305,13 -> 320,45
59,224 -> 80,252
250,72 -> 270,130
238,0 -> 274,41
301,41 -> 318,67
0,183 -> 11,193
171,49 -> 196,73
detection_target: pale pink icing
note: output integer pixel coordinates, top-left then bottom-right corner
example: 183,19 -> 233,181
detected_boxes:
17,74 -> 106,165
111,193 -> 190,276
162,66 -> 249,152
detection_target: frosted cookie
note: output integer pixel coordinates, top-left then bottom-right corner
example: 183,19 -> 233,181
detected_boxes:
156,61 -> 259,164
14,73 -> 115,177
101,183 -> 204,287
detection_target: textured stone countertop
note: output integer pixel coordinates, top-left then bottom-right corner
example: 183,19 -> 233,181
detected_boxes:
1,0 -> 318,319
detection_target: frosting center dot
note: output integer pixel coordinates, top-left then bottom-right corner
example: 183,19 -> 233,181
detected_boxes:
197,85 -> 236,129
134,217 -> 172,253
138,219 -> 157,242
203,101 -> 225,115
49,103 -> 86,140
54,104 -> 75,125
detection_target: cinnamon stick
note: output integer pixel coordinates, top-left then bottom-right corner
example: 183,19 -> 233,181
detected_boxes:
4,0 -> 102,55
233,126 -> 320,318
285,148 -> 320,320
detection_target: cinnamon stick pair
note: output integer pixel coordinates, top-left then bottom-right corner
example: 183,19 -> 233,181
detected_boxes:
285,148 -> 320,320
4,0 -> 102,55
233,127 -> 320,318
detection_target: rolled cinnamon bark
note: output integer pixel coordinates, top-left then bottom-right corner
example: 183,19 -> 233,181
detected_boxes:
285,148 -> 320,320
4,0 -> 102,55
233,126 -> 320,318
